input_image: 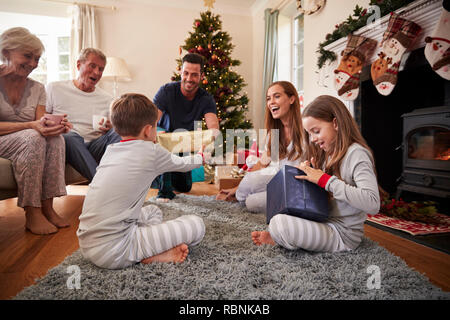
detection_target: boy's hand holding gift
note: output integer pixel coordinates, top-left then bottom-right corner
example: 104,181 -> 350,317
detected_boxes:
197,144 -> 212,165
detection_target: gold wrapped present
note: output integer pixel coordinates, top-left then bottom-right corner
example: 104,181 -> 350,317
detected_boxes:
214,165 -> 243,190
157,129 -> 215,153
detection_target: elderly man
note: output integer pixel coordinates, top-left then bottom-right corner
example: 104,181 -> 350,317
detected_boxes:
46,48 -> 121,181
153,52 -> 219,201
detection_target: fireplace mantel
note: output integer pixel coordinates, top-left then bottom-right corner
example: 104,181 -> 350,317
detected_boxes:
324,0 -> 442,66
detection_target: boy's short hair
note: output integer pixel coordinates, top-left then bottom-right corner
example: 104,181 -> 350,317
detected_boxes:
182,52 -> 205,73
110,93 -> 158,137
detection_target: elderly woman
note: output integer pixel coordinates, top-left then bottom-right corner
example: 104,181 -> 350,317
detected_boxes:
0,27 -> 72,235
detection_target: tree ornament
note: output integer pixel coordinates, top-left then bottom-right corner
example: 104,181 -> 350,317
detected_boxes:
195,20 -> 201,27
171,10 -> 252,148
204,0 -> 215,10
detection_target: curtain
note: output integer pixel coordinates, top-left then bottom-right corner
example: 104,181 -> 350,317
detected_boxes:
262,8 -> 279,112
70,4 -> 98,79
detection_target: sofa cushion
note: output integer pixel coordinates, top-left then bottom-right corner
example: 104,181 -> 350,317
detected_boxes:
0,157 -> 16,189
0,157 -> 86,190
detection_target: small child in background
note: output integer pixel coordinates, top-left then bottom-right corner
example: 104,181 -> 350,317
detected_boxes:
77,93 -> 206,269
252,95 -> 380,252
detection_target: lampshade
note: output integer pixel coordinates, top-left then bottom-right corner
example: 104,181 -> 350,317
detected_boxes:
102,57 -> 131,81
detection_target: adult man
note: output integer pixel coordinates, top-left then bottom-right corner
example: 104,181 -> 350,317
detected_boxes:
46,48 -> 121,181
153,52 -> 219,201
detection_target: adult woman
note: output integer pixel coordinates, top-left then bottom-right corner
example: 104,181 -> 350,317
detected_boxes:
217,81 -> 307,213
0,27 -> 71,235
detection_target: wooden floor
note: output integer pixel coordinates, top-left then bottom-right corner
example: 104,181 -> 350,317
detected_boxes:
0,182 -> 449,300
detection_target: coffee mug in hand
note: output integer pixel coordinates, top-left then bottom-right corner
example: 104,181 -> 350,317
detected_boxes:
93,115 -> 108,131
41,114 -> 64,128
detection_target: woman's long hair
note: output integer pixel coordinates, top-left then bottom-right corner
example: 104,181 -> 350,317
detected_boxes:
264,81 -> 306,162
302,95 -> 374,179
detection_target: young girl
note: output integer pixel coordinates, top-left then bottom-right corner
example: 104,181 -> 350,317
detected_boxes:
252,95 -> 380,252
217,81 -> 307,213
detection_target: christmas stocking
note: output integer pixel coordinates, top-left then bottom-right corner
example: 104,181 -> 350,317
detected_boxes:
372,13 -> 422,96
425,0 -> 450,80
334,34 -> 377,101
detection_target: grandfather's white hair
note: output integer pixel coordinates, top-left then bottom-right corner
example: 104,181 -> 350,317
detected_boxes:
77,48 -> 107,64
0,27 -> 44,63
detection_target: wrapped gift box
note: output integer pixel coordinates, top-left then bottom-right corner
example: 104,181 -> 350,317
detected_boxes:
157,129 -> 214,153
215,165 -> 242,190
266,165 -> 329,224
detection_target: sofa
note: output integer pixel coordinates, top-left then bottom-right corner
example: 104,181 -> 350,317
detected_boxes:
0,157 -> 87,201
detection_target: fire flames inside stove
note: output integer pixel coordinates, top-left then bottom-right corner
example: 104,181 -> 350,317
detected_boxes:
408,128 -> 450,161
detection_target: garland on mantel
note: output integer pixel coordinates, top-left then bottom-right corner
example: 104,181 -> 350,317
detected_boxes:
316,0 -> 416,68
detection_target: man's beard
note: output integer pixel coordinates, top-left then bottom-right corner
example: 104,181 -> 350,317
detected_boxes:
182,80 -> 198,92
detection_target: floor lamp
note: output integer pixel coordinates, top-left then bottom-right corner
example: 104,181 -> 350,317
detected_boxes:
102,57 -> 131,98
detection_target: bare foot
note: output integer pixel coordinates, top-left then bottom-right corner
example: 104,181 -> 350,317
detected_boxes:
156,198 -> 170,203
25,207 -> 58,235
42,207 -> 70,228
251,231 -> 275,246
141,243 -> 189,264
216,189 -> 237,202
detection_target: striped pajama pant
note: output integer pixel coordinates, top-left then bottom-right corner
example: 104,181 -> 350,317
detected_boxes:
236,168 -> 276,213
80,205 -> 205,269
268,214 -> 350,253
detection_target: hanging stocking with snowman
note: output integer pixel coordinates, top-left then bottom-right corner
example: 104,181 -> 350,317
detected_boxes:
371,13 -> 422,96
425,0 -> 450,80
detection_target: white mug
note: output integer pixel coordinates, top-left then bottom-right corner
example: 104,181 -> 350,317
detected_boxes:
93,115 -> 108,131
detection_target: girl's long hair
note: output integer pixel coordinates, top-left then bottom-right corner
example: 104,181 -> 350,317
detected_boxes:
264,81 -> 306,162
302,95 -> 374,179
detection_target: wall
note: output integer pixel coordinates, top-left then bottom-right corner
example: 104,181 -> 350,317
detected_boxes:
97,0 -> 254,104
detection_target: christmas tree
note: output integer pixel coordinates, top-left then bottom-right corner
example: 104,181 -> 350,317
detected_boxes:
171,11 -> 252,147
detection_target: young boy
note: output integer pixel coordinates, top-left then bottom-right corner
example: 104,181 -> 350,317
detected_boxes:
76,93 -> 206,269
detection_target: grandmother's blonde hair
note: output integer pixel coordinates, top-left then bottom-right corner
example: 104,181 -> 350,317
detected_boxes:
0,27 -> 44,63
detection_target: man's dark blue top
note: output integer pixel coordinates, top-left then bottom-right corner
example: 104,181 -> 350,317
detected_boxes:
154,81 -> 216,132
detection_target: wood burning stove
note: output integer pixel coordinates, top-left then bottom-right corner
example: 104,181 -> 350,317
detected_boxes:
396,106 -> 450,199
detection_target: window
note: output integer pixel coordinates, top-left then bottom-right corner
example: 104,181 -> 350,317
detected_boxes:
277,3 -> 304,108
292,13 -> 304,96
0,11 -> 71,84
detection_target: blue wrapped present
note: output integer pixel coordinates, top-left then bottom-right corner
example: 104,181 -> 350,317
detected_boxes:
266,165 -> 329,224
